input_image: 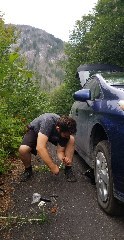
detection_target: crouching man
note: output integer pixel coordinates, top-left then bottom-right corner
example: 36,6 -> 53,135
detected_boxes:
19,113 -> 77,182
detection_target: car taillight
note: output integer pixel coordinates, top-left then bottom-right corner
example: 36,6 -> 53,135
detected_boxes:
118,100 -> 124,110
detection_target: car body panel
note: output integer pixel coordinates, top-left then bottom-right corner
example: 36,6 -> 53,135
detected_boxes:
70,64 -> 124,203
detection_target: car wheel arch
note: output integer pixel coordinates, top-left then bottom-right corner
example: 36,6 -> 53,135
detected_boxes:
90,123 -> 108,147
89,123 -> 108,165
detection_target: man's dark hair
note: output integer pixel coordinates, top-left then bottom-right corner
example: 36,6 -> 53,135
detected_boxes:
56,116 -> 77,135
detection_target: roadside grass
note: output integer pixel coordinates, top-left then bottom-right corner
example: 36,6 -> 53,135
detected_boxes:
0,159 -> 59,232
0,212 -> 48,231
33,163 -> 65,173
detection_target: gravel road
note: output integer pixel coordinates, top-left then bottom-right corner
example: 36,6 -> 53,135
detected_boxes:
1,143 -> 124,240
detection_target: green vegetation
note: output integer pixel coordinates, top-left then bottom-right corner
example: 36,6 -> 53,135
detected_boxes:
33,162 -> 64,172
0,0 -> 124,173
0,213 -> 48,230
53,0 -> 124,114
0,16 -> 48,173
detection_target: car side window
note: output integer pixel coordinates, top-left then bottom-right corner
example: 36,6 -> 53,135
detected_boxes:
83,78 -> 101,100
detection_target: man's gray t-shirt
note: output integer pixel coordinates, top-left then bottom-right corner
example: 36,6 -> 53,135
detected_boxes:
29,113 -> 69,147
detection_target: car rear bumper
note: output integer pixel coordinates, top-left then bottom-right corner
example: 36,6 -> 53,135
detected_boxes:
107,121 -> 124,202
114,189 -> 124,203
113,175 -> 124,202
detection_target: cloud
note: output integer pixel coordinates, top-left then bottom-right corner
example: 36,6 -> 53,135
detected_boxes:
1,0 -> 97,41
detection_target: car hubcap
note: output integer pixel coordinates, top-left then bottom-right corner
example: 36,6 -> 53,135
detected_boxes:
96,151 -> 109,202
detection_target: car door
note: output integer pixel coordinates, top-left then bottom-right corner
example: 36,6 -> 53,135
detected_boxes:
75,77 -> 101,158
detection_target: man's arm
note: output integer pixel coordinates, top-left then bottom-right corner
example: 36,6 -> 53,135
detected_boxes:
57,145 -> 65,161
57,145 -> 71,165
36,132 -> 59,174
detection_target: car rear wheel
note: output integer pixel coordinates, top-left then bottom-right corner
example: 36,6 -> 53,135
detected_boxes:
94,140 -> 121,215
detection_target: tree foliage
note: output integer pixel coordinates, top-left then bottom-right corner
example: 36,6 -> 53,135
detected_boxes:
44,0 -> 124,116
66,0 -> 124,66
0,16 -> 48,172
60,0 -> 124,116
88,0 -> 124,65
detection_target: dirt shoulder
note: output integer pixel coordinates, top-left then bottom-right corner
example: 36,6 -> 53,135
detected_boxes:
0,144 -> 90,240
0,160 -> 24,228
0,160 -> 23,213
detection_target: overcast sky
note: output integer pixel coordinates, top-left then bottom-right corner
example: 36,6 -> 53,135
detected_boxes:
1,0 -> 98,41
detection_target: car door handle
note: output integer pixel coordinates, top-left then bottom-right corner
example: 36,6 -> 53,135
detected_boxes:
75,108 -> 78,116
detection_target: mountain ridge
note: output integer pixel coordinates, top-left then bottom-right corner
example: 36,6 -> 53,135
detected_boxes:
13,24 -> 66,91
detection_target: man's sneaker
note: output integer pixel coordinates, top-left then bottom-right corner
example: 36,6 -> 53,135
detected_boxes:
64,167 -> 77,182
20,169 -> 33,182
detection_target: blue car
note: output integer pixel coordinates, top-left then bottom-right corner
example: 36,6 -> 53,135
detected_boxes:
70,64 -> 124,215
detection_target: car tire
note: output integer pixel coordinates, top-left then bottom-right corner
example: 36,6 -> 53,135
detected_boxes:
94,140 -> 121,215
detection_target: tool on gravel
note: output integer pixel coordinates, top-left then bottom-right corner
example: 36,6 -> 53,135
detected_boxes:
31,193 -> 58,204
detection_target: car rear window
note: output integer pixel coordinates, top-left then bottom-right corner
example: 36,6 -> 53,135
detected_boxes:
101,72 -> 124,89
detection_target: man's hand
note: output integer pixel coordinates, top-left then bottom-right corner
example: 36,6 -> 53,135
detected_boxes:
62,156 -> 71,165
49,163 -> 59,175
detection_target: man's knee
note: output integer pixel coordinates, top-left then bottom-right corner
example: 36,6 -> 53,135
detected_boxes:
19,145 -> 31,155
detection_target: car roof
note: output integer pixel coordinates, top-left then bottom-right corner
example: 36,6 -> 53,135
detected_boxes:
77,64 -> 124,73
